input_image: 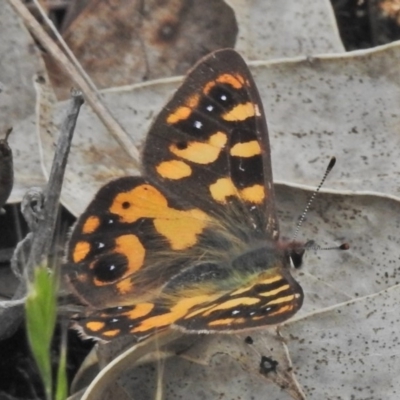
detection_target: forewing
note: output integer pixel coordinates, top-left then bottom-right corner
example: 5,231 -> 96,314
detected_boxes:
142,49 -> 279,239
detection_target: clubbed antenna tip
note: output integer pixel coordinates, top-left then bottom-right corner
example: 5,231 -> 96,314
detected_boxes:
327,156 -> 336,170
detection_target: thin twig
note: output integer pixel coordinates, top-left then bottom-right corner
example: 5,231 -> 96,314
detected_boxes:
31,0 -> 99,94
7,0 -> 140,165
28,91 -> 84,270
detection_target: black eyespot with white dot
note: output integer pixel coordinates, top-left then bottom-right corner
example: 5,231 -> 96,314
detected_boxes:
208,85 -> 235,108
93,253 -> 128,282
198,83 -> 239,116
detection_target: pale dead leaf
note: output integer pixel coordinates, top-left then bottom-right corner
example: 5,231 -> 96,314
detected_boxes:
250,42 -> 400,196
229,0 -> 345,58
0,0 -> 47,203
283,285 -> 400,398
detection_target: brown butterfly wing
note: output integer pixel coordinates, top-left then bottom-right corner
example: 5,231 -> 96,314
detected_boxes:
66,176 -> 219,309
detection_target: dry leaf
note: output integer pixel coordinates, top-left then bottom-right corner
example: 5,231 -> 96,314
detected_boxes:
230,0 -> 345,58
48,0 -> 237,97
0,0 -> 47,203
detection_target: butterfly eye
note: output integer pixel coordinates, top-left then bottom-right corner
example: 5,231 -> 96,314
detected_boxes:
93,253 -> 128,282
289,249 -> 305,269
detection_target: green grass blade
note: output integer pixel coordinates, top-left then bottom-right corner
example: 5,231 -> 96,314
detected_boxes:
25,265 -> 58,400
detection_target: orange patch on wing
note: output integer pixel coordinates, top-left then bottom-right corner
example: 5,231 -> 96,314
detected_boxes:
230,141 -> 261,157
209,178 -> 265,204
166,94 -> 199,124
208,317 -> 246,326
268,304 -> 293,317
166,106 -> 191,124
222,102 -> 257,121
209,178 -> 237,203
156,160 -> 192,180
72,241 -> 91,263
240,184 -> 265,204
110,184 -> 209,250
267,295 -> 295,305
127,303 -> 155,319
258,284 -> 290,297
86,321 -> 105,332
231,275 -> 283,296
170,132 -> 227,164
116,279 -> 133,294
131,294 -> 219,333
204,73 -> 245,94
154,208 -> 207,250
183,303 -> 219,319
115,235 -> 145,275
82,215 -> 100,234
202,297 -> 260,316
101,329 -> 121,338
186,94 -> 200,108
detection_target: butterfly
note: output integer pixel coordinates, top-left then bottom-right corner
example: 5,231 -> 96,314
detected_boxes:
65,49 -> 309,342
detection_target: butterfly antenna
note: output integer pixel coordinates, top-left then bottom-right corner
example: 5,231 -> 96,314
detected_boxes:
292,156 -> 336,242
